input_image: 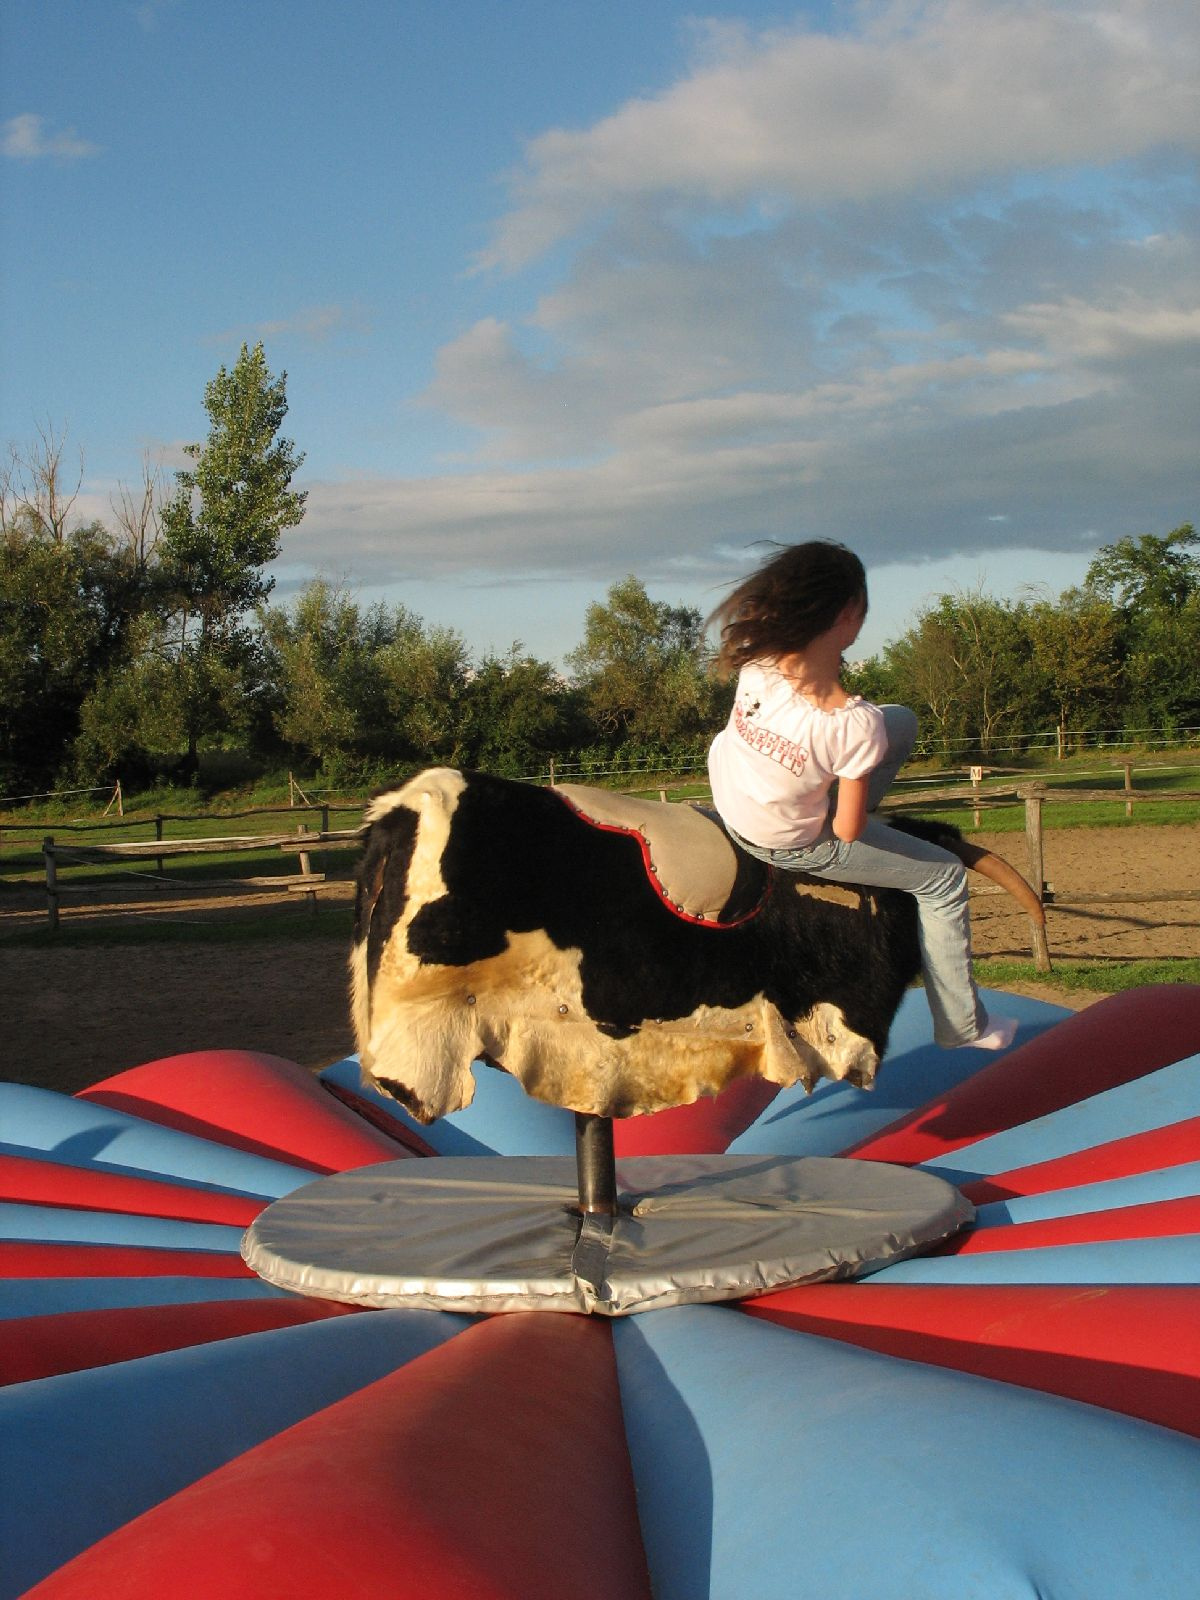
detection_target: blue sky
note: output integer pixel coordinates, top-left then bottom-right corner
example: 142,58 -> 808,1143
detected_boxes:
3,0 -> 1197,664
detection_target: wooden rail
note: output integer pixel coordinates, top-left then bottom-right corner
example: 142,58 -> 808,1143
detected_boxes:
882,781 -> 1200,974
30,780 -> 1200,967
39,826 -> 364,930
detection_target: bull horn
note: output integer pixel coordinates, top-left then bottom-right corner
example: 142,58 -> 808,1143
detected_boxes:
942,837 -> 1046,927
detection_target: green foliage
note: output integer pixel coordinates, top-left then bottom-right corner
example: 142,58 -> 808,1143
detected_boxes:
2,382 -> 1194,791
1084,524 -> 1198,616
157,343 -> 306,769
1026,589 -> 1123,749
160,343 -> 306,628
0,517 -> 150,792
567,576 -> 726,744
879,591 -> 1038,754
456,647 -> 587,777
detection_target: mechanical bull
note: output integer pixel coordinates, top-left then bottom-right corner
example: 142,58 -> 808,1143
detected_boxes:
351,767 -> 1042,1123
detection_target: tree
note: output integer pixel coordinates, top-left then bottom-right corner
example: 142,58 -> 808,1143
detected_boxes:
158,343 -> 306,770
0,422 -> 83,544
0,427 -> 156,791
1084,524 -> 1199,617
1085,524 -> 1200,734
376,612 -> 471,766
260,580 -> 364,769
458,646 -> 584,776
881,592 -> 1034,757
567,576 -> 721,746
1027,590 -> 1123,753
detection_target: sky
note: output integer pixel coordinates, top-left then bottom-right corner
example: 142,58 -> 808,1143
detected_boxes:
2,0 -> 1197,664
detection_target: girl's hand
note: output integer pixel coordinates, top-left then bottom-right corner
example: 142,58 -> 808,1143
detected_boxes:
831,775 -> 870,842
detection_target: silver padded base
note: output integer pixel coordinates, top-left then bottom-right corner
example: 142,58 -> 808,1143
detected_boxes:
242,1154 -> 973,1317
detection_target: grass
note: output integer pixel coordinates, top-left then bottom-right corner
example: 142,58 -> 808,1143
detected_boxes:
0,803 -> 366,890
629,754 -> 1200,828
975,956 -> 1200,994
4,752 -> 1198,980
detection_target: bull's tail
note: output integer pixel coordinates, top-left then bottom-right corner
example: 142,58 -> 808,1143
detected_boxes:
946,836 -> 1046,926
886,814 -> 1046,926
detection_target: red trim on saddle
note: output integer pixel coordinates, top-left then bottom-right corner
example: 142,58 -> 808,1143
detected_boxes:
554,791 -> 768,929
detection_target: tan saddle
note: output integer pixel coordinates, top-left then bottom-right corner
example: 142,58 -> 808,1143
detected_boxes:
556,784 -> 770,927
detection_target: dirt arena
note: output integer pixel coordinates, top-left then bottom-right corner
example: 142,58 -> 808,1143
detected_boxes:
2,823 -> 1198,1096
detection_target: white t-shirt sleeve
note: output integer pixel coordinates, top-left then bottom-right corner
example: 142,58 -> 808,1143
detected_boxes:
828,703 -> 889,780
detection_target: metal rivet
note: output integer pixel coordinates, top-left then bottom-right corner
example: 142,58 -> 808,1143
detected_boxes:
786,1029 -> 797,1040
825,1032 -> 836,1045
558,1004 -> 569,1015
745,1023 -> 754,1033
465,994 -> 476,1006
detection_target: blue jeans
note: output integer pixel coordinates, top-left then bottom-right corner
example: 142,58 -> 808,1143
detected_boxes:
729,705 -> 987,1047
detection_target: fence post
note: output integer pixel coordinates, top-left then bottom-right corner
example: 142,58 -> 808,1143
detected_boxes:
297,824 -> 317,915
1122,761 -> 1133,819
1023,786 -> 1052,974
321,804 -> 330,835
43,836 -> 59,932
155,814 -> 165,881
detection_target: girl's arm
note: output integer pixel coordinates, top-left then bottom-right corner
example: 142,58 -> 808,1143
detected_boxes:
831,774 -> 870,842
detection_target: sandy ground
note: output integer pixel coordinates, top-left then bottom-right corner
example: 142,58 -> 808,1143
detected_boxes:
2,823 -> 1198,1096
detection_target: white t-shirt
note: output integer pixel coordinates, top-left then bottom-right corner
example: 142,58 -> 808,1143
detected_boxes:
708,660 -> 889,848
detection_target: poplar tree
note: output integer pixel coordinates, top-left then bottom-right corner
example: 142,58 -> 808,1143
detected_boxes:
158,343 -> 306,769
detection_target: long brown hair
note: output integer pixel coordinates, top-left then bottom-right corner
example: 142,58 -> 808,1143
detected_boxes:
708,541 -> 867,676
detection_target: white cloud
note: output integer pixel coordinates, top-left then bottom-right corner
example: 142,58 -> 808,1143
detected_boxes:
203,304 -> 361,348
1004,295 -> 1200,361
3,113 -> 100,161
482,0 -> 1199,270
278,3 -> 1196,612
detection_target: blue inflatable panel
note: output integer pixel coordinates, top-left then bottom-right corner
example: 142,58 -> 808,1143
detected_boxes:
0,1306 -> 470,1598
321,1054 -> 576,1156
0,1203 -> 245,1253
0,1084 -> 313,1198
973,1160 -> 1200,1229
612,1304 -> 1200,1600
871,1233 -> 1200,1285
729,989 -> 1065,1156
438,1058 -> 577,1155
0,1276 -> 289,1321
920,1052 -> 1200,1185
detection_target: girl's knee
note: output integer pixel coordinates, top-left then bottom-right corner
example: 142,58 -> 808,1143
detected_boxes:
920,857 -> 968,907
881,704 -> 918,753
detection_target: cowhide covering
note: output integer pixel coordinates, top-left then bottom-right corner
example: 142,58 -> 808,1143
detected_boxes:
350,768 -> 942,1123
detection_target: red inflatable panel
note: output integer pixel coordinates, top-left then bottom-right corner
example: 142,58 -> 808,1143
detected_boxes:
964,1116 -> 1200,1203
614,1074 -> 780,1156
0,1240 -> 253,1279
0,1298 -> 357,1386
0,1153 -> 267,1226
26,1312 -> 654,1600
939,1196 -> 1200,1255
845,986 -> 1200,1168
319,1079 -> 440,1155
741,1282 -> 1200,1437
79,1050 -> 411,1174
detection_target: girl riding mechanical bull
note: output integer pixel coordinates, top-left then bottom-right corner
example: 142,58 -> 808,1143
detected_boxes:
706,540 -> 1017,1053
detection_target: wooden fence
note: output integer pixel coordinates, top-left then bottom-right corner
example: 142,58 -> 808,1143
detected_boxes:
38,825 -> 363,932
26,776 -> 1200,968
879,778 -> 1200,972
